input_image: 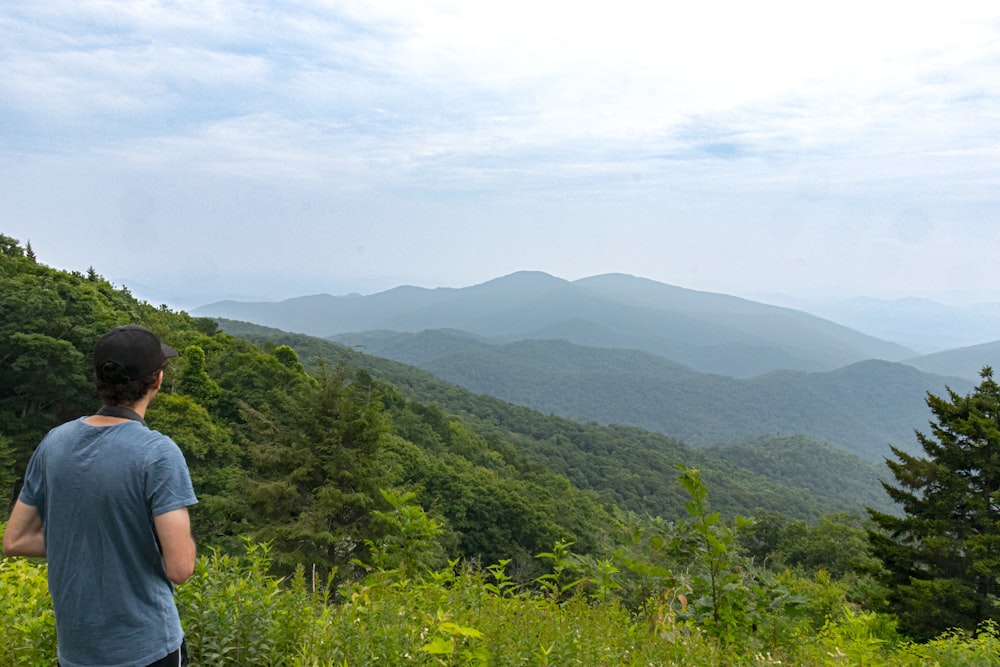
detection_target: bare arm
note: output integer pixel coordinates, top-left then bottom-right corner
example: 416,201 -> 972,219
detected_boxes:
153,507 -> 196,584
2,500 -> 45,558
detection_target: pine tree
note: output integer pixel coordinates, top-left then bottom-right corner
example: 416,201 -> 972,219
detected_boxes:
867,367 -> 1000,640
235,368 -> 392,576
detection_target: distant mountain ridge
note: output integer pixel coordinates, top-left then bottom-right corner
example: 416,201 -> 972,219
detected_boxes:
770,294 -> 1000,354
904,340 -> 1000,382
195,271 -> 915,377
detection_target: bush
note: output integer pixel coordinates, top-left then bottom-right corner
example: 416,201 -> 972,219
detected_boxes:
4,534 -> 1000,666
0,548 -> 56,667
176,541 -> 321,666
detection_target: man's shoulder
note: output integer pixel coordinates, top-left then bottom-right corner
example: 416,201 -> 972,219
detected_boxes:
49,416 -> 87,433
140,428 -> 190,467
38,417 -> 88,444
145,427 -> 182,449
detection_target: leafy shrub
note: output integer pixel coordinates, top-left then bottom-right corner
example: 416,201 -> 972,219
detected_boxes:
5,538 -> 1000,666
0,543 -> 56,667
895,621 -> 1000,667
176,540 -> 319,666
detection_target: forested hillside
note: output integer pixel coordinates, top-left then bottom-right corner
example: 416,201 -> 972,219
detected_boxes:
219,319 -> 896,517
330,328 -> 969,461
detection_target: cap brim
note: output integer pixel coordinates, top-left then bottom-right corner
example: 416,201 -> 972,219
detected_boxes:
162,343 -> 178,359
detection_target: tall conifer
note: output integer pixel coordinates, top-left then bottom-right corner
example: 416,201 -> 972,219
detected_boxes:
868,367 -> 1000,640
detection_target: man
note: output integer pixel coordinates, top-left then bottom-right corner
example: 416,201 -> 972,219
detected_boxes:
2,324 -> 198,667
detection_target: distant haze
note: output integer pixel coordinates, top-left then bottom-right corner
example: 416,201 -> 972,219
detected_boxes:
753,294 -> 1000,353
195,271 -> 1000,356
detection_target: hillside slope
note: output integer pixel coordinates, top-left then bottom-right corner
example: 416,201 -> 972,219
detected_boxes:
217,319 -> 898,518
331,329 -> 969,462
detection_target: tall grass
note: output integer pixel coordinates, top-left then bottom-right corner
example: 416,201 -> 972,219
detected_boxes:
3,541 -> 999,666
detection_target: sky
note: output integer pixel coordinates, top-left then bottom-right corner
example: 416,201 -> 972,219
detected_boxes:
2,1 -> 1000,310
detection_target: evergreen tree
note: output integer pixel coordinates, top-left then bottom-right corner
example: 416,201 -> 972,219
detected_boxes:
177,344 -> 221,406
234,368 -> 393,576
867,367 -> 1000,640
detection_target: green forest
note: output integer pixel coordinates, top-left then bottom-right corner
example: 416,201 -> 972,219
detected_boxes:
2,234 -> 1000,666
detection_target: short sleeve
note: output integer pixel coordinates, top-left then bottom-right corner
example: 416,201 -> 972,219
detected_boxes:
18,443 -> 46,516
145,436 -> 197,517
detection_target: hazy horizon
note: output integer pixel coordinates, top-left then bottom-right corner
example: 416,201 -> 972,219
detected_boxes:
166,267 -> 999,356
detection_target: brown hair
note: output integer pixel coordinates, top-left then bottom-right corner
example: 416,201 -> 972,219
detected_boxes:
95,361 -> 163,406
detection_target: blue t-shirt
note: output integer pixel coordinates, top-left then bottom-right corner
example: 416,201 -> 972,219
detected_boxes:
19,417 -> 197,667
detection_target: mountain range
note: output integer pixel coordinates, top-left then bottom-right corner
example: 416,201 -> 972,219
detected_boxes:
195,271 -> 919,378
213,319 -> 899,518
194,271 -> 996,463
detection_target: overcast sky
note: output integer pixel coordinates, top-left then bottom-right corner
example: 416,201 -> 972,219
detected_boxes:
2,1 -> 999,309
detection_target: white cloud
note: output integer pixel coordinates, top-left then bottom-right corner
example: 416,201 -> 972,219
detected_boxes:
2,0 -> 1000,306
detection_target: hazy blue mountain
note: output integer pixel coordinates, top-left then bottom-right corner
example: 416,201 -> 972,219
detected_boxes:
197,271 -> 915,377
904,340 -> 1000,382
762,294 -> 1000,353
331,330 -> 969,462
335,328 -> 495,366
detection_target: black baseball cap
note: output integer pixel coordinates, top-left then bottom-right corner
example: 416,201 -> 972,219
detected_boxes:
94,325 -> 178,380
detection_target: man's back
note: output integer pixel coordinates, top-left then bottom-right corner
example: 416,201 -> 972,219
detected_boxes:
20,417 -> 197,667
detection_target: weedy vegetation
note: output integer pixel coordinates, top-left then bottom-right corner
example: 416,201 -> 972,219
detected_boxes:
4,467 -> 999,666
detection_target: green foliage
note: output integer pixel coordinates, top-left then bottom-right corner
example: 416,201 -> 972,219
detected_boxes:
0,434 -> 17,506
176,541 -> 319,666
676,464 -> 756,639
0,542 -> 56,667
895,621 -> 1000,666
814,607 -> 901,664
0,239 -> 151,488
706,435 -> 895,514
8,535 -> 1000,666
534,539 -> 587,602
177,344 -> 222,406
868,367 -> 1000,640
231,367 -> 394,576
742,511 -> 882,580
364,488 -> 448,575
0,234 -> 25,259
146,392 -> 242,541
0,240 -> 623,579
274,345 -> 305,373
517,467 -> 818,655
220,322 -> 902,524
381,402 -> 612,571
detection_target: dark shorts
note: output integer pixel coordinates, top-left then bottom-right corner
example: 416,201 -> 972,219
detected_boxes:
59,640 -> 188,667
